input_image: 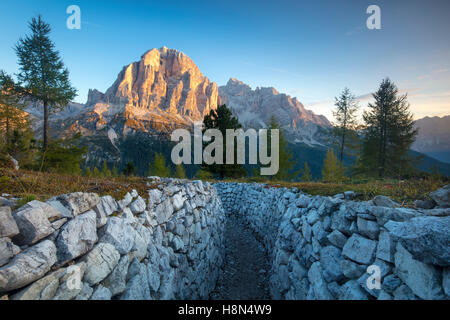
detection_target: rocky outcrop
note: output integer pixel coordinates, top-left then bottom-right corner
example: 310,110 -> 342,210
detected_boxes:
215,183 -> 450,300
219,78 -> 331,145
104,47 -> 219,123
0,179 -> 225,300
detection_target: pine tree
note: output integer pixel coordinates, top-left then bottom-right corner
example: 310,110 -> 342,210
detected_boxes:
93,167 -> 101,177
322,149 -> 345,183
332,88 -> 360,162
122,161 -> 136,177
268,116 -> 295,180
84,167 -> 92,177
112,165 -> 119,177
195,169 -> 213,180
37,133 -> 86,174
174,164 -> 186,179
101,161 -> 112,177
202,104 -> 246,179
361,78 -> 418,178
301,161 -> 312,182
148,152 -> 171,177
15,15 -> 77,150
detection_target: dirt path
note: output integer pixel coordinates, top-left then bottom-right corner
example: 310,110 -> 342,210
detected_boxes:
210,213 -> 271,300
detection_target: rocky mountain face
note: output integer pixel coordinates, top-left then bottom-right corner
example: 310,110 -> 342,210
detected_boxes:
26,47 -> 330,169
412,115 -> 450,163
219,78 -> 331,145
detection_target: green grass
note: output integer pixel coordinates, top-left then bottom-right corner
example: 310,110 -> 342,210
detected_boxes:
0,168 -> 153,202
219,177 -> 446,207
1,167 -> 445,207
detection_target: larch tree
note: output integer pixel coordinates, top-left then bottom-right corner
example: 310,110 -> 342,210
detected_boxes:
360,78 -> 418,178
15,15 -> 77,150
332,87 -> 360,162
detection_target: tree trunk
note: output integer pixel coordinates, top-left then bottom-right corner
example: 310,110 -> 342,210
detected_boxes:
43,100 -> 49,150
340,129 -> 345,163
5,105 -> 10,147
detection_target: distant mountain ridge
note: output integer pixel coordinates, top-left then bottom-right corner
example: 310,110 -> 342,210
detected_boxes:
219,78 -> 331,145
413,115 -> 450,163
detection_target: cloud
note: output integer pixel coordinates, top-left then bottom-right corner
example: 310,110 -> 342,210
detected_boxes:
345,26 -> 364,36
416,67 -> 449,80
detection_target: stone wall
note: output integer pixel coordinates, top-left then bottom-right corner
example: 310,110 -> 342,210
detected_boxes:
0,179 -> 225,300
215,183 -> 450,300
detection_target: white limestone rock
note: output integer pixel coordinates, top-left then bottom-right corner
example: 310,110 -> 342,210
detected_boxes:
83,243 -> 120,286
394,243 -> 444,300
0,240 -> 57,293
0,206 -> 19,238
99,217 -> 135,255
12,206 -> 55,246
342,234 -> 377,265
55,210 -> 98,264
0,237 -> 21,267
385,216 -> 450,266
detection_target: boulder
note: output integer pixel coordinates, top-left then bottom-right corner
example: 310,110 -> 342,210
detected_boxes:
99,217 -> 135,255
103,254 -> 130,296
307,262 -> 333,300
342,234 -> 377,265
394,243 -> 444,300
53,192 -> 100,217
12,206 -> 54,246
117,193 -> 133,211
376,230 -> 395,263
414,199 -> 436,210
75,283 -> 93,300
154,198 -> 174,224
147,189 -> 162,209
373,195 -> 399,208
94,196 -> 118,223
130,196 -> 146,214
46,200 -> 72,219
0,237 -> 20,267
52,262 -> 87,300
339,280 -> 369,300
382,274 -> 402,293
385,216 -> 450,266
356,217 -> 379,240
429,185 -> 450,208
16,200 -> 62,220
326,230 -> 347,248
341,259 -> 366,279
55,210 -> 98,265
319,246 -> 344,282
0,207 -> 19,238
0,240 -> 57,293
82,243 -> 120,285
11,269 -> 65,300
120,264 -> 150,300
90,285 -> 112,300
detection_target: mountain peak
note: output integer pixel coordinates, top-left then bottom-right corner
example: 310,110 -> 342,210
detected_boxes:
100,47 -> 218,122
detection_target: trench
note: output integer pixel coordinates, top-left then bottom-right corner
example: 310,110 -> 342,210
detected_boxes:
210,213 -> 271,300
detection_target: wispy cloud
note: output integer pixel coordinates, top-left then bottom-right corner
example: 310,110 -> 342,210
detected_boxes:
345,26 -> 364,36
416,67 -> 449,80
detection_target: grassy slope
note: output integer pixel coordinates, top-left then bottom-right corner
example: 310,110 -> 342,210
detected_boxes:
1,168 -> 445,208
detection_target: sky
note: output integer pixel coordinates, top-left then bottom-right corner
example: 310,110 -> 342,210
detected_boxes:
0,0 -> 449,121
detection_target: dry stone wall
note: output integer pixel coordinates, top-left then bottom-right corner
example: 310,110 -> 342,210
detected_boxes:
215,182 -> 450,300
0,179 -> 225,300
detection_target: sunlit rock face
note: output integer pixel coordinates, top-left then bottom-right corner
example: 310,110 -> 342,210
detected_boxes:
219,78 -> 331,146
101,47 -> 219,124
